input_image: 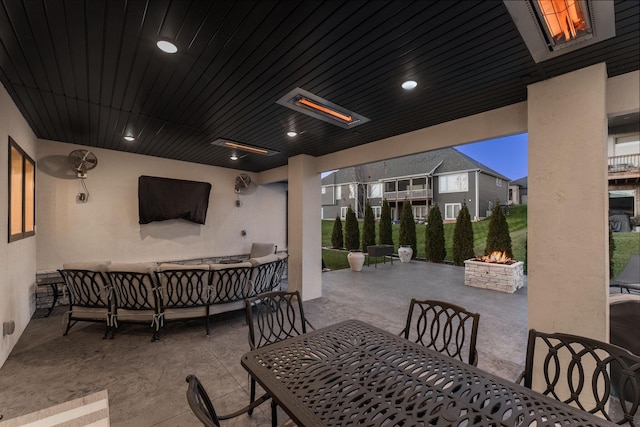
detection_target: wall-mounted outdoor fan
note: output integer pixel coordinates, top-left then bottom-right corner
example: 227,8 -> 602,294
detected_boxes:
234,173 -> 252,193
68,149 -> 98,179
68,149 -> 97,203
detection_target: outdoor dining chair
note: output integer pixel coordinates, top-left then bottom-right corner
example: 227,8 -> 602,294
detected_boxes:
57,266 -> 112,338
400,298 -> 480,366
245,290 -> 315,427
185,374 -> 272,427
519,329 -> 640,425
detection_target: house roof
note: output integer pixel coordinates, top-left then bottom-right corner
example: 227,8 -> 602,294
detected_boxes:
0,1 -> 637,172
510,177 -> 529,188
321,147 -> 510,185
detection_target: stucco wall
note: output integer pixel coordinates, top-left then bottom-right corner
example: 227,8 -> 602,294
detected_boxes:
0,83 -> 38,367
36,140 -> 287,270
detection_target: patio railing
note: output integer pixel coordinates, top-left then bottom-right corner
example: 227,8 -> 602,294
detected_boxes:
608,153 -> 640,172
384,189 -> 432,200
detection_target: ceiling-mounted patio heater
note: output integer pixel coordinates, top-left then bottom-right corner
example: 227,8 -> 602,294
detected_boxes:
504,0 -> 615,63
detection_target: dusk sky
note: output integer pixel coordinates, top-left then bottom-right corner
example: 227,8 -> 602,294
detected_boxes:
455,133 -> 528,181
322,133 -> 529,181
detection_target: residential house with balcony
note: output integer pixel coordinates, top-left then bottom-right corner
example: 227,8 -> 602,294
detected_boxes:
321,147 -> 510,222
607,129 -> 640,219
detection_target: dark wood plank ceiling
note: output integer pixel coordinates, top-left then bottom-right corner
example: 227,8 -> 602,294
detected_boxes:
0,0 -> 638,172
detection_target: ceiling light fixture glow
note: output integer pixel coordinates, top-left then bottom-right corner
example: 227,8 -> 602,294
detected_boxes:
156,40 -> 178,54
124,136 -> 135,142
210,138 -> 278,156
402,80 -> 417,90
230,154 -> 238,160
287,131 -> 298,137
276,88 -> 370,129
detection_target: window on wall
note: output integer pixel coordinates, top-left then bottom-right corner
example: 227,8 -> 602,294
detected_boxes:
348,183 -> 357,199
335,185 -> 342,200
439,173 -> 468,193
340,206 -> 348,219
368,183 -> 382,198
8,137 -> 35,242
444,203 -> 462,220
496,178 -> 503,187
372,206 -> 381,219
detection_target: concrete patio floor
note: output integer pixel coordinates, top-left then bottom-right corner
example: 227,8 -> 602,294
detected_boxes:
0,260 -> 529,426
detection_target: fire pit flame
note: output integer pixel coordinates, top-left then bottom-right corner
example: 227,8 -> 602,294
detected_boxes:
475,251 -> 513,264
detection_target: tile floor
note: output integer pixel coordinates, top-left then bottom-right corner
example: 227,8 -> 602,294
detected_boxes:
0,260 -> 529,426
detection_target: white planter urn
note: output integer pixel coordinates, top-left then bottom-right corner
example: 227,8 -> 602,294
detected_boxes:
347,251 -> 365,272
398,246 -> 413,263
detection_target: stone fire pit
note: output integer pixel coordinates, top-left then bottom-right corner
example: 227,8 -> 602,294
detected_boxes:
464,254 -> 524,293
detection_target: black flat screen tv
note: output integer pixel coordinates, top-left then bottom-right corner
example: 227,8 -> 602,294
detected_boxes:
138,176 -> 211,224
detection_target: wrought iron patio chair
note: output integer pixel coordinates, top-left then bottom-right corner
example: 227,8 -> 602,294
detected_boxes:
245,291 -> 315,427
269,255 -> 288,290
185,374 -> 271,427
400,298 -> 480,366
107,263 -> 161,341
57,268 -> 112,338
155,266 -> 212,337
251,260 -> 280,295
520,329 -> 640,426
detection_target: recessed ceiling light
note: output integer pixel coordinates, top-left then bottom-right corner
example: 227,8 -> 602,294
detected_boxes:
287,131 -> 298,137
156,40 -> 178,54
230,154 -> 238,161
402,80 -> 417,90
124,136 -> 135,142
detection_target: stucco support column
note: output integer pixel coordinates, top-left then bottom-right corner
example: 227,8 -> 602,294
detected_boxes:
528,63 -> 609,340
287,154 -> 322,301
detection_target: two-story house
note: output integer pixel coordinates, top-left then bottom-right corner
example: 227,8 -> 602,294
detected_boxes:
608,130 -> 640,218
321,147 -> 510,222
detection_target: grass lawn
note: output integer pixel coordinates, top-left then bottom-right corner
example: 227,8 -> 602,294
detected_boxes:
322,205 -> 529,270
322,205 -> 640,275
612,232 -> 640,278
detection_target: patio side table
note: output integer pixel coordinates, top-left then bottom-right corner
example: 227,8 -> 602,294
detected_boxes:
366,244 -> 394,267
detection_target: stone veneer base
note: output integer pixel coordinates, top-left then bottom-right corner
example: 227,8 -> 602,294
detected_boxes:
464,259 -> 524,293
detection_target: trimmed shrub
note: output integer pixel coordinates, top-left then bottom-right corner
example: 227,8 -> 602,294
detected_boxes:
399,201 -> 417,259
425,204 -> 446,263
331,215 -> 344,249
362,202 -> 376,252
379,199 -> 393,246
452,203 -> 474,266
609,228 -> 615,279
344,206 -> 360,250
484,202 -> 513,258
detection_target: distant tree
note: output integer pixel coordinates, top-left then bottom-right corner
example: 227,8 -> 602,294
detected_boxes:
425,204 -> 446,263
484,201 -> 513,258
331,215 -> 344,249
379,200 -> 393,246
344,206 -> 360,250
362,202 -> 376,252
452,203 -> 474,266
399,201 -> 417,259
609,228 -> 615,279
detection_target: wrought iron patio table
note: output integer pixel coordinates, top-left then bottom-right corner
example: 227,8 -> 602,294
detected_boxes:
241,319 -> 615,427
